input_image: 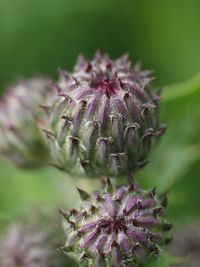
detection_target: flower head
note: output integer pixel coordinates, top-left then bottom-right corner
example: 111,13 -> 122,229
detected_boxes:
0,78 -> 52,168
60,178 -> 171,267
45,52 -> 165,177
0,219 -> 67,267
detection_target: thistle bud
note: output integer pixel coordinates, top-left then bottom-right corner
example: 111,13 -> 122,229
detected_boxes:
60,178 -> 171,267
45,52 -> 165,177
0,215 -> 71,267
0,78 -> 53,168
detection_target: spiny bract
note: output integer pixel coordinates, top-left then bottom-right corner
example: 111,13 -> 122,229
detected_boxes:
45,52 -> 165,177
60,178 -> 171,267
0,78 -> 53,168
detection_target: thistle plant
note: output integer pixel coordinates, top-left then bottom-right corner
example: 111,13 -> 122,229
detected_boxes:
60,178 -> 171,267
0,78 -> 52,168
44,52 -> 165,177
0,52 -> 173,267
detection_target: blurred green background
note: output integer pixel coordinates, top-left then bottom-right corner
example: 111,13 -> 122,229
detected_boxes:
0,1 -> 200,266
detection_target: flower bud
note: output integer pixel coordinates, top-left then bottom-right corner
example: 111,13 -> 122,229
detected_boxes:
45,52 -> 165,177
0,78 -> 52,168
60,178 -> 171,267
0,213 -> 70,267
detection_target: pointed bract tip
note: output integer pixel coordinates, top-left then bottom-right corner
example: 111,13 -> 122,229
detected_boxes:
77,187 -> 90,200
150,187 -> 157,198
153,207 -> 164,216
162,223 -> 172,231
58,209 -> 69,219
58,93 -> 71,101
80,252 -> 90,263
128,183 -> 136,192
161,196 -> 168,208
58,246 -> 71,253
105,177 -> 114,193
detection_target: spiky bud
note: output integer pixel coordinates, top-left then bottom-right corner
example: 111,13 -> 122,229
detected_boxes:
60,178 -> 171,267
169,222 -> 200,267
45,52 -> 165,177
0,219 -> 68,267
0,78 -> 53,168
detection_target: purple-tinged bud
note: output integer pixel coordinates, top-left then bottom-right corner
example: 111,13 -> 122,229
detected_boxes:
0,212 -> 75,267
60,178 -> 171,266
45,52 -> 165,177
0,78 -> 54,168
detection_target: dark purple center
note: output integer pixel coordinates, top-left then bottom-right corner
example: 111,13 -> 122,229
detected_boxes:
99,218 -> 127,234
92,78 -> 117,98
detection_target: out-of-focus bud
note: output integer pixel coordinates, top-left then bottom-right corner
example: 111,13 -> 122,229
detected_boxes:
0,209 -> 76,267
60,178 -> 172,267
0,78 -> 53,168
169,222 -> 200,267
45,52 -> 165,177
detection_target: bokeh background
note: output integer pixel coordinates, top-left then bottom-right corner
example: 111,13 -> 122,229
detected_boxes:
0,1 -> 200,266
